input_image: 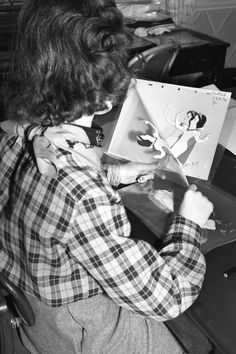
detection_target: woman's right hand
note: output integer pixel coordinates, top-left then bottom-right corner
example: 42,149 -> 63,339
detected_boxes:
179,185 -> 214,228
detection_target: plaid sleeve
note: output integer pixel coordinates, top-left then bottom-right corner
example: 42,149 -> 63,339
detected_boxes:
68,183 -> 205,321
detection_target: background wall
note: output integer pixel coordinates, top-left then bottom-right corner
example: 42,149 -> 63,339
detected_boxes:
1,0 -> 235,67
194,0 -> 236,68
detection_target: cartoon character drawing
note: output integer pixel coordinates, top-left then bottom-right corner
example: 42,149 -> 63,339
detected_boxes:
164,106 -> 186,147
164,107 -> 210,165
137,120 -> 167,160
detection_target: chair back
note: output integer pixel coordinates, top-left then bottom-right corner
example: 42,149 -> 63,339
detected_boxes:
0,272 -> 35,327
128,43 -> 179,83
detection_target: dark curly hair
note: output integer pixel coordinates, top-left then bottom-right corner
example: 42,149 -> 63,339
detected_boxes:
187,110 -> 207,129
3,0 -> 132,126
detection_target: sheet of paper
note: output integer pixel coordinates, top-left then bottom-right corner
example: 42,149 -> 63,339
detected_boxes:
107,83 -> 189,186
107,79 -> 231,181
218,100 -> 236,155
203,84 -> 236,155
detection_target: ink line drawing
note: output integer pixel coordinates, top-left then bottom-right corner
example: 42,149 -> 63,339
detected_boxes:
107,79 -> 231,180
137,120 -> 167,159
164,105 -> 210,165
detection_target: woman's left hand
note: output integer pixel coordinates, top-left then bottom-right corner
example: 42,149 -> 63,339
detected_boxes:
119,161 -> 162,185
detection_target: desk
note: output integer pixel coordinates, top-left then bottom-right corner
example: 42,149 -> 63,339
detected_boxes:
129,27 -> 230,85
117,144 -> 236,354
118,148 -> 236,252
99,99 -> 236,254
187,240 -> 236,354
117,145 -> 236,353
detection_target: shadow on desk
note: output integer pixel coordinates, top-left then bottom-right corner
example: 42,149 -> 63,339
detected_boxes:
212,149 -> 236,197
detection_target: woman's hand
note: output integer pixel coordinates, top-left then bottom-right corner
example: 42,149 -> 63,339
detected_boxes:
179,185 -> 214,228
119,161 -> 163,185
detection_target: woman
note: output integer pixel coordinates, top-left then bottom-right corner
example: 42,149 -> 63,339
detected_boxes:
0,1 -> 213,353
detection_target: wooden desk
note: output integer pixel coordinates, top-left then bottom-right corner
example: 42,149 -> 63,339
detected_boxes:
187,240 -> 236,354
117,146 -> 236,353
129,28 -> 230,85
184,146 -> 236,354
166,29 -> 229,81
117,143 -> 236,353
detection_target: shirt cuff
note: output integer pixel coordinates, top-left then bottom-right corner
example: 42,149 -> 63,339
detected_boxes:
101,163 -> 121,187
166,214 -> 202,248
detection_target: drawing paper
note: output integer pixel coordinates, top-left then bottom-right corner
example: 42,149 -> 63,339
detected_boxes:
107,79 -> 231,182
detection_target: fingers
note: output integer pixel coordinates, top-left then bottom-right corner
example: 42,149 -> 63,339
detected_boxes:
179,186 -> 214,228
154,169 -> 166,180
137,169 -> 166,183
135,161 -> 159,174
125,161 -> 166,184
119,161 -> 158,185
137,174 -> 153,183
135,161 -> 159,183
188,184 -> 197,191
136,161 -> 167,183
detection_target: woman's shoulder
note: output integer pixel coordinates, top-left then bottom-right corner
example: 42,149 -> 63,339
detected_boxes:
56,153 -> 120,204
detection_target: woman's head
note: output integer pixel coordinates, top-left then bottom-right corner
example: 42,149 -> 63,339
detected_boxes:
187,110 -> 207,129
4,0 -> 132,125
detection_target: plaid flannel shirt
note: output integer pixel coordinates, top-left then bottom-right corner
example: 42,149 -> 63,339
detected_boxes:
0,132 -> 205,320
